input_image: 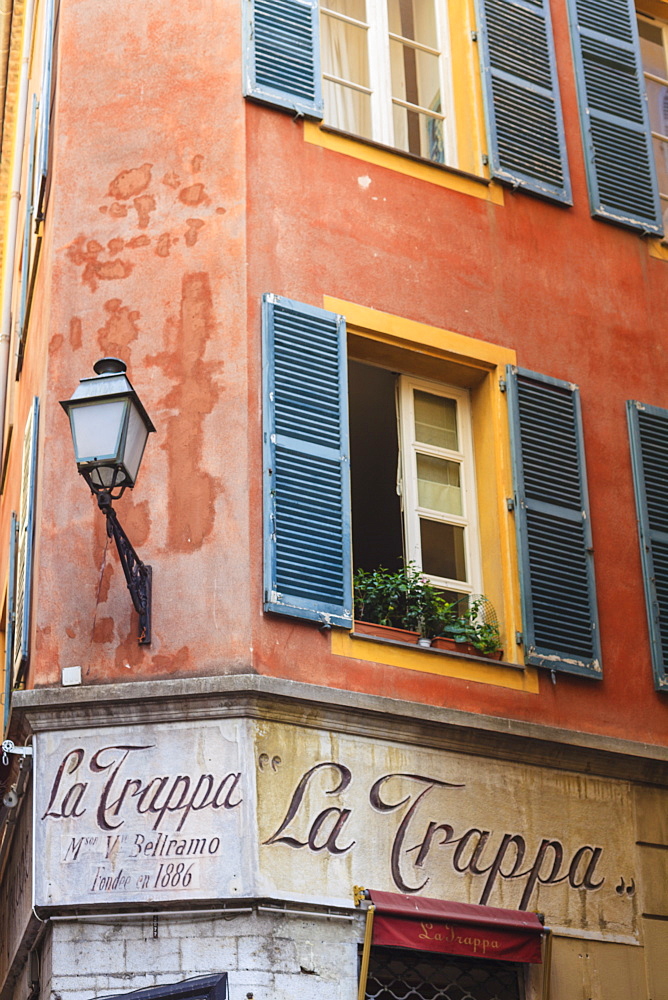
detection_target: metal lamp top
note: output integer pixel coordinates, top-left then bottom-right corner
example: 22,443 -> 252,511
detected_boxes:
62,357 -> 156,433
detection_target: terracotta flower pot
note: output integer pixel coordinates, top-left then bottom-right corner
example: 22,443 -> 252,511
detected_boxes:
353,621 -> 421,644
432,636 -> 503,659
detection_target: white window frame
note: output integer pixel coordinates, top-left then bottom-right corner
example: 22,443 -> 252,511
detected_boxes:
638,10 -> 668,232
398,375 -> 482,599
320,0 -> 458,166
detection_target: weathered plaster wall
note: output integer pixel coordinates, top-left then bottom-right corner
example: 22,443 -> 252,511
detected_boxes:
31,0 -> 253,682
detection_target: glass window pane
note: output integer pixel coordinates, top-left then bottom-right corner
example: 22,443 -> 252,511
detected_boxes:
420,519 -> 467,582
392,103 -> 444,162
639,18 -> 667,79
324,0 -> 366,20
321,15 -> 370,87
323,79 -> 373,137
414,391 -> 458,449
417,455 -> 462,515
387,0 -> 438,48
70,399 -> 126,462
653,136 -> 668,199
646,78 -> 668,138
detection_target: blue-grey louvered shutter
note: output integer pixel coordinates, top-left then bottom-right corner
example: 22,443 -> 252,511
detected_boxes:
3,514 -> 18,734
13,398 -> 39,681
567,0 -> 662,234
263,295 -> 352,627
507,367 -> 601,677
244,0 -> 323,118
627,402 -> 668,691
35,0 -> 55,219
475,0 -> 571,203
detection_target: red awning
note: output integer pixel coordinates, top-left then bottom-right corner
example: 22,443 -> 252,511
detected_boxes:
368,890 -> 544,964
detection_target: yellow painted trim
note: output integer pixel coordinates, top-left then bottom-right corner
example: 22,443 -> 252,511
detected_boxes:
323,297 -> 515,368
648,238 -> 668,261
303,122 -> 504,206
332,631 -> 539,692
448,0 -> 488,178
636,0 -> 668,19
323,298 -> 529,690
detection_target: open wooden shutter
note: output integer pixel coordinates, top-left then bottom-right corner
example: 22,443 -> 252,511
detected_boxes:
244,0 -> 323,118
627,401 -> 668,691
475,0 -> 571,203
35,0 -> 56,220
567,0 -> 662,234
263,295 -> 352,627
507,367 -> 601,677
13,399 -> 39,681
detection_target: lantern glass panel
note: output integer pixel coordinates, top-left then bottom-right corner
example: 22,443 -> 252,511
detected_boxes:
124,402 -> 151,483
70,399 -> 128,464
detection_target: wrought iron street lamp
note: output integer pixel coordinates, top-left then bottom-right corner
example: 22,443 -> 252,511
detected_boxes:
60,358 -> 156,644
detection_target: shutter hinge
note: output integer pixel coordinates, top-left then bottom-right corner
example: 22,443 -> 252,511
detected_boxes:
515,631 -> 523,645
482,154 -> 489,166
506,497 -> 515,511
499,377 -> 506,392
471,30 -> 478,40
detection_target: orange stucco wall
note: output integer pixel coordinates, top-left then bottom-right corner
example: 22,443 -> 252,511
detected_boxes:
7,0 -> 668,748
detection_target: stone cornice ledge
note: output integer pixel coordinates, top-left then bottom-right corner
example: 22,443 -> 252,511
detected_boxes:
12,674 -> 668,786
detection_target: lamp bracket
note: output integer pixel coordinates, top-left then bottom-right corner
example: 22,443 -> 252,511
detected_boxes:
97,493 -> 152,644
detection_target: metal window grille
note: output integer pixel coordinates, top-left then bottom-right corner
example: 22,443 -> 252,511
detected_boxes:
364,946 -> 523,1000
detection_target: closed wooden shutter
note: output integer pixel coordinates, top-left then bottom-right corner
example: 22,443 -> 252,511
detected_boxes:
507,368 -> 601,677
13,398 -> 39,681
263,294 -> 352,627
2,514 -> 18,734
567,0 -> 662,234
244,0 -> 323,118
476,0 -> 571,203
627,401 -> 668,691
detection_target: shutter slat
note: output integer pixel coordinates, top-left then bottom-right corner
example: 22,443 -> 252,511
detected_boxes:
476,0 -> 571,202
244,0 -> 323,118
508,368 -> 601,677
264,295 -> 352,627
627,402 -> 668,690
567,0 -> 662,234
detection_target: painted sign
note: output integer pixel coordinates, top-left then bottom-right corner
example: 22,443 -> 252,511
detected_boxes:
35,718 -> 638,938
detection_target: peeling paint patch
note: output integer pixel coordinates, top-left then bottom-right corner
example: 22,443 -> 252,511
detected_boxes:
191,155 -> 204,173
108,163 -> 153,200
65,627 -> 76,639
216,206 -> 226,215
97,298 -> 141,356
184,219 -> 205,247
67,236 -> 135,291
70,317 -> 82,349
92,616 -> 115,644
179,183 -> 210,207
49,333 -> 64,355
155,233 -> 172,258
162,171 -> 181,189
148,273 -> 222,552
126,235 -> 151,249
358,175 -> 372,190
108,202 -> 128,218
133,194 -> 156,229
107,238 -> 125,255
98,562 -> 114,604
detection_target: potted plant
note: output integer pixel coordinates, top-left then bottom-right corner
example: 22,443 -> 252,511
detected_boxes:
353,565 -> 503,658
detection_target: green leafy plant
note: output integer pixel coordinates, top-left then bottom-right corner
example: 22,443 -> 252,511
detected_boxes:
353,564 -> 501,654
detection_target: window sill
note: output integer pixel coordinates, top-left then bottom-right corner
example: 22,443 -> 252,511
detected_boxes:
303,122 -> 505,206
331,629 -> 539,693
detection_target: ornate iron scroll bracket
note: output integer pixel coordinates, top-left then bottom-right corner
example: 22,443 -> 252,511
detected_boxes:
97,492 -> 152,645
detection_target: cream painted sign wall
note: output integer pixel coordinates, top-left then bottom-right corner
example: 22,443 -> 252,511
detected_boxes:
35,719 -> 638,938
34,721 -> 253,906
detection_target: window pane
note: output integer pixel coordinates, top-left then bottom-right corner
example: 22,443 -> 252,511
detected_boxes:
387,0 -> 438,48
639,18 -> 667,79
646,78 -> 668,138
414,391 -> 458,449
392,103 -> 444,162
420,519 -> 467,581
417,455 -> 462,515
321,10 -> 371,136
652,136 -> 668,199
324,0 -> 367,19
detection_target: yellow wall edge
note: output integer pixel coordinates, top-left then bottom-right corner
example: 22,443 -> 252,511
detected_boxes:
331,631 -> 539,692
648,238 -> 668,262
304,122 -> 504,206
